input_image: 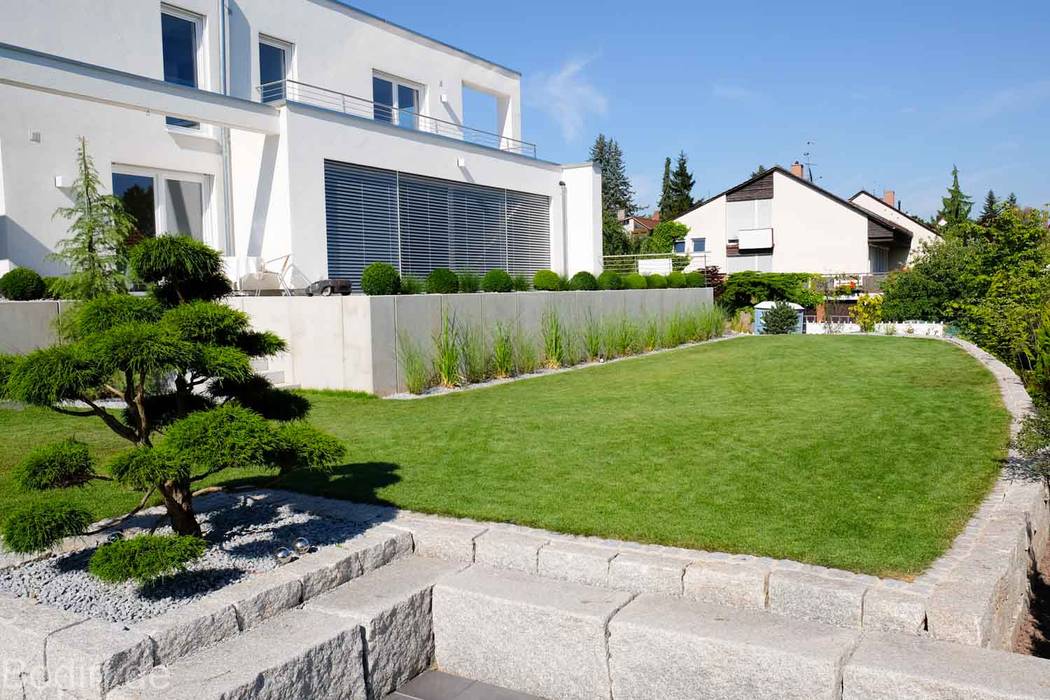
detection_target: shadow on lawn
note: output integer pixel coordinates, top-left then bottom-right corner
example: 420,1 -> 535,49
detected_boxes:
225,460 -> 404,507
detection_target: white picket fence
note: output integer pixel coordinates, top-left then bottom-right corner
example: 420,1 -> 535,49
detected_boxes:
804,321 -> 945,336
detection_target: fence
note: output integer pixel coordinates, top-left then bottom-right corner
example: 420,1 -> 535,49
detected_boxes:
602,254 -> 705,275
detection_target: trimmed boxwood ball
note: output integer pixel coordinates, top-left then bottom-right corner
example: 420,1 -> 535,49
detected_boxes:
89,534 -> 208,584
0,268 -> 46,301
481,269 -> 514,293
623,273 -> 647,290
597,270 -> 623,290
361,262 -> 401,295
532,269 -> 561,291
14,438 -> 96,491
646,274 -> 668,289
667,271 -> 687,289
684,271 -> 705,288
425,268 -> 460,294
2,502 -> 93,554
568,271 -> 599,291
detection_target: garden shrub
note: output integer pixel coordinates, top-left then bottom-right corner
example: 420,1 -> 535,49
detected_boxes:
597,270 -> 623,290
426,268 -> 459,294
568,271 -> 599,291
399,276 -> 424,295
458,272 -> 481,293
43,276 -> 74,300
623,273 -> 647,290
482,269 -> 514,293
721,271 -> 822,312
532,269 -> 561,291
667,271 -> 687,288
360,262 -> 401,295
0,268 -> 46,300
684,271 -> 704,288
2,502 -> 93,554
89,534 -> 208,584
762,301 -> 799,334
14,439 -> 96,491
849,294 -> 883,332
511,274 -> 531,292
646,274 -> 668,289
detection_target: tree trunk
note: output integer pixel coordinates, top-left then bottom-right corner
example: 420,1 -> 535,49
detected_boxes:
160,479 -> 202,537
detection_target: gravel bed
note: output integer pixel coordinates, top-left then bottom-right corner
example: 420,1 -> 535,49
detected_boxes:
0,494 -> 373,624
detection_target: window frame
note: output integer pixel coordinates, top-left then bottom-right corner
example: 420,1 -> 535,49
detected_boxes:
111,164 -> 215,248
258,34 -> 293,102
372,71 -> 426,130
692,237 -> 706,253
160,4 -> 207,133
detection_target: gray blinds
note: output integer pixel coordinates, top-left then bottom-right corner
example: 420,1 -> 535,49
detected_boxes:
324,160 -> 550,285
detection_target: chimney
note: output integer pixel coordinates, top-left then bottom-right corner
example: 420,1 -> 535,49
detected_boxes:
882,190 -> 896,208
790,161 -> 804,178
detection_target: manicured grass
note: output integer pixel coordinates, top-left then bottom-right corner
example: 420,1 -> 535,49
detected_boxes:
0,336 -> 1008,577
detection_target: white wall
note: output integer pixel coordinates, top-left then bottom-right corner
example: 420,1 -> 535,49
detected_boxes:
851,191 -> 940,263
676,195 -> 727,270
561,163 -> 603,275
769,172 -> 869,273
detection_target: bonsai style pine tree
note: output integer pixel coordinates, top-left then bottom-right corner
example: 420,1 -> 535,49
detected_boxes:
0,236 -> 345,582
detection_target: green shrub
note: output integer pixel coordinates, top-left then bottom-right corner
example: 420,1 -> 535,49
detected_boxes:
684,272 -> 704,288
849,294 -> 883,333
646,274 -> 668,289
130,235 -> 232,304
89,534 -> 208,584
667,271 -> 687,289
0,268 -> 46,300
597,270 -> 623,290
568,271 -> 599,291
458,272 -> 481,293
482,269 -> 514,293
2,502 -> 93,553
399,276 -> 424,295
360,262 -> 401,295
161,404 -> 274,476
43,276 -> 75,300
426,268 -> 460,294
762,301 -> 800,335
532,269 -> 561,291
623,273 -> 647,290
14,439 -> 96,491
721,271 -> 821,312
511,274 -> 531,292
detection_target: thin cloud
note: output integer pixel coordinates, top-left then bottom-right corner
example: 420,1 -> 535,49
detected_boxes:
972,80 -> 1050,121
527,57 -> 608,142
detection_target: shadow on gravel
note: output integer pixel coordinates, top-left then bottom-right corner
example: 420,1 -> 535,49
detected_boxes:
1017,551 -> 1050,658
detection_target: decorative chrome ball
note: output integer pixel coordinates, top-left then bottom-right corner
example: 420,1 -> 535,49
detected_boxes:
274,547 -> 294,566
292,537 -> 311,555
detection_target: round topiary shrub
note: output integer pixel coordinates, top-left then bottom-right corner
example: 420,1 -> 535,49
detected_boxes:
482,269 -> 514,292
646,274 -> 668,289
667,271 -> 687,288
623,273 -> 647,290
360,262 -> 401,295
0,268 -> 46,301
14,439 -> 96,491
597,270 -> 623,290
532,269 -> 561,291
426,268 -> 460,294
569,271 -> 599,291
684,271 -> 705,288
89,534 -> 208,584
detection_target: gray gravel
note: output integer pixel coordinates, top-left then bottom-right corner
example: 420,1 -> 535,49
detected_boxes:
0,494 -> 373,624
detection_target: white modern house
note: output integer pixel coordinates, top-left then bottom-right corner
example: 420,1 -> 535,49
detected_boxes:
674,163 -> 938,275
0,1 -> 603,288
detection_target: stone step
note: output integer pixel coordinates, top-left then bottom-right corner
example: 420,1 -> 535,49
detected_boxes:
431,565 -> 633,700
306,556 -> 465,700
109,607 -> 367,700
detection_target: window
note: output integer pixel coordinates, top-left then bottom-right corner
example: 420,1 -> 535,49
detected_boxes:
692,238 -> 706,253
161,8 -> 201,128
673,240 -> 685,254
259,38 -> 289,102
372,75 -> 420,130
112,168 -> 210,245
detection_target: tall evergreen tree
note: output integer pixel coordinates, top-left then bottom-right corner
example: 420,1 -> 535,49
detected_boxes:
589,133 -> 637,216
657,157 -> 673,220
665,151 -> 696,219
1006,192 -> 1019,209
936,165 -> 973,227
751,164 -> 768,178
978,190 -> 999,225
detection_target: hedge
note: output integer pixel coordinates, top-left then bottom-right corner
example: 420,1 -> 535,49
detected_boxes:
0,268 -> 46,301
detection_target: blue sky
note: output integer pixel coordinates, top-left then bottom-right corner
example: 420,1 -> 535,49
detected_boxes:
346,0 -> 1049,219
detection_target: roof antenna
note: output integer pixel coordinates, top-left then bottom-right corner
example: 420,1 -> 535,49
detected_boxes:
803,141 -> 817,183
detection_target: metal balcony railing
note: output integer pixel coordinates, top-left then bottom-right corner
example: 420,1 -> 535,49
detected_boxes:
258,79 -> 537,159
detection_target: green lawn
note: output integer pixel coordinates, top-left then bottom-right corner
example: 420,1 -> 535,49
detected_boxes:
0,336 -> 1008,577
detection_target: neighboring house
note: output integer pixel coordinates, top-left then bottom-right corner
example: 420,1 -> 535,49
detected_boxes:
674,163 -> 931,275
849,190 -> 940,263
619,211 -> 659,240
0,1 -> 602,286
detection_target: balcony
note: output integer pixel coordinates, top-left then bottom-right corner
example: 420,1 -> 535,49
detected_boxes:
258,79 -> 537,159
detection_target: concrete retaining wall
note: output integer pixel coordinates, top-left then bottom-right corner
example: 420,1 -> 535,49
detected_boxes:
0,300 -> 71,353
230,288 -> 714,395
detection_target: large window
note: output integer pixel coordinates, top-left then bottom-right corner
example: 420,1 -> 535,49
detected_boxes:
112,168 -> 209,244
259,37 -> 290,102
372,75 -> 420,130
324,160 -> 550,286
161,8 -> 201,128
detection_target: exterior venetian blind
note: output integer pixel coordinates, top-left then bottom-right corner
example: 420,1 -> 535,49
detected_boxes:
324,159 -> 550,287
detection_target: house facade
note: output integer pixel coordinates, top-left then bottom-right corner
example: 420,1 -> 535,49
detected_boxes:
674,164 -> 934,275
0,1 -> 602,287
